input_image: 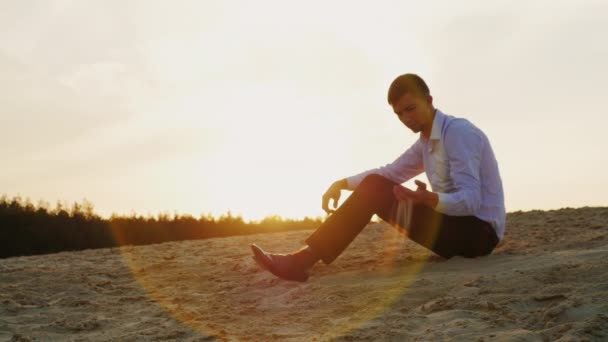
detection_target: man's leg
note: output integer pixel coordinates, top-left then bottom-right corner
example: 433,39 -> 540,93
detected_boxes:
398,204 -> 499,258
252,174 -> 498,281
305,174 -> 398,264
304,173 -> 498,262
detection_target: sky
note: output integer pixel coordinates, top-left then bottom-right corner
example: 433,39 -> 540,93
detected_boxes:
1,0 -> 607,221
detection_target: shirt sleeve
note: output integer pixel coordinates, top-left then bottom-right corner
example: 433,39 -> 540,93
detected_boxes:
345,140 -> 424,190
434,122 -> 484,216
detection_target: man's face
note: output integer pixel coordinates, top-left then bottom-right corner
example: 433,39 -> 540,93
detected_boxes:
391,92 -> 435,136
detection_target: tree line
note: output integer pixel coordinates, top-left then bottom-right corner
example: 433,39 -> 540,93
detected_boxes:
0,195 -> 322,259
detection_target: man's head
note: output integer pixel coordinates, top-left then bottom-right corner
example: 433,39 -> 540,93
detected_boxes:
388,73 -> 435,137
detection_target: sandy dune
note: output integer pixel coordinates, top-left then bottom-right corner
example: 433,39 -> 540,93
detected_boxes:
1,207 -> 608,341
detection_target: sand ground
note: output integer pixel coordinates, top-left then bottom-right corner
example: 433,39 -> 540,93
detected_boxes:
1,207 -> 607,341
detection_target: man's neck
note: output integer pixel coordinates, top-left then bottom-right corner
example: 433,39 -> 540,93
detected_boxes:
420,108 -> 436,139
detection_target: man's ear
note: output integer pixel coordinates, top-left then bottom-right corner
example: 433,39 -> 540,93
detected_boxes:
427,95 -> 433,105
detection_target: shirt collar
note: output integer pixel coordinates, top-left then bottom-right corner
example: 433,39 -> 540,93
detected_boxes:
429,108 -> 445,141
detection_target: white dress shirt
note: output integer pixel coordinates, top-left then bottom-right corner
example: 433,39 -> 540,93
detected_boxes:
345,109 -> 506,239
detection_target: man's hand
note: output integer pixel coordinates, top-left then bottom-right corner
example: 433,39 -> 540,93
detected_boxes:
392,180 -> 439,208
322,179 -> 347,215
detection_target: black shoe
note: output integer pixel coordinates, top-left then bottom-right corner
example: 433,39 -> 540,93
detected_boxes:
251,244 -> 310,282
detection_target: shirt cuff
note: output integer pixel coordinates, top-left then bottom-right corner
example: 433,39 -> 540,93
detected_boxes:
345,177 -> 356,191
345,173 -> 367,191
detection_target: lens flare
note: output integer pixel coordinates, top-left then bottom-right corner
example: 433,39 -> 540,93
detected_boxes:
111,218 -> 442,340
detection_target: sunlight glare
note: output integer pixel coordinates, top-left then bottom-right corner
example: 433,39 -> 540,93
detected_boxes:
188,81 -> 351,220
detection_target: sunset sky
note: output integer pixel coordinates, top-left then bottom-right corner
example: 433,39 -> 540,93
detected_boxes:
1,0 -> 607,220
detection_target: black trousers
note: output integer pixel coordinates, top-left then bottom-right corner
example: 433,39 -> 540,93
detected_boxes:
306,174 -> 499,264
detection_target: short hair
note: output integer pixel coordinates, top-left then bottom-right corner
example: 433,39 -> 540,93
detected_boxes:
387,73 -> 430,105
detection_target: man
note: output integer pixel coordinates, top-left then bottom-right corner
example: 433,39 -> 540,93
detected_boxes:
251,73 -> 505,282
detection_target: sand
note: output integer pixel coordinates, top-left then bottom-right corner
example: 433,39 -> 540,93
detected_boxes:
1,207 -> 607,341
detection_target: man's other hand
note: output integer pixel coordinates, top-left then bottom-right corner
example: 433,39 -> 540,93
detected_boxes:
322,179 -> 346,215
392,180 -> 439,208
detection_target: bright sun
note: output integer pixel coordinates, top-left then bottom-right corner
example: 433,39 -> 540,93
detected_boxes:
186,82 -> 352,221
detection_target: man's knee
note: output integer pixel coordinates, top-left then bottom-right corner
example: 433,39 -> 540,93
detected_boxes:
353,174 -> 396,208
358,174 -> 394,191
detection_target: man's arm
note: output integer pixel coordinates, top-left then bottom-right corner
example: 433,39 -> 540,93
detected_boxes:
322,140 -> 424,215
435,121 -> 484,216
344,140 -> 425,190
